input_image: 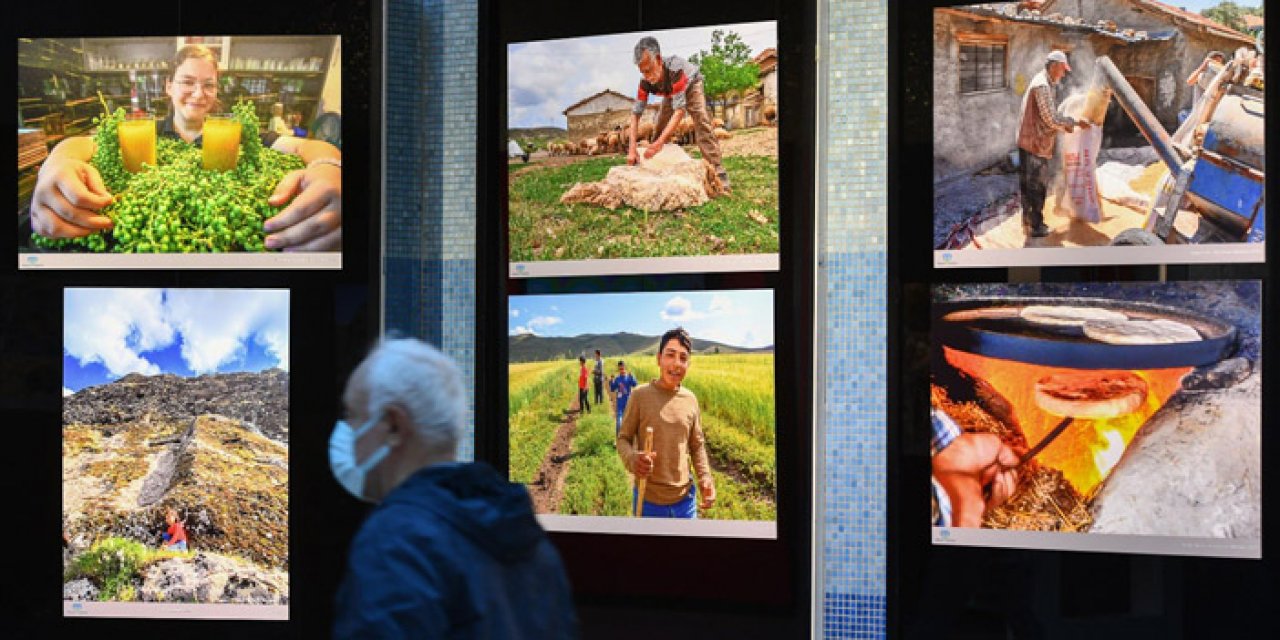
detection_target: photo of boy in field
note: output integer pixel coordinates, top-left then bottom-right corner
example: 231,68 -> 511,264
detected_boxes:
508,290 -> 776,523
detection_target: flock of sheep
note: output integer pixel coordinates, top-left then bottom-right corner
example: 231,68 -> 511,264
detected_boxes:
546,115 -> 744,157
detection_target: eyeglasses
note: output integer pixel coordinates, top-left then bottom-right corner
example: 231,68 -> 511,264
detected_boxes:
174,78 -> 218,94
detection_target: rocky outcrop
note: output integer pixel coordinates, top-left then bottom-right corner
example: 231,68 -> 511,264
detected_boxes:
65,369 -> 289,443
64,415 -> 288,572
138,417 -> 197,506
64,579 -> 99,602
137,552 -> 288,606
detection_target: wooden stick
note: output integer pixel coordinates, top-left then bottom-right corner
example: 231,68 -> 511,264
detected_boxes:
634,427 -> 654,517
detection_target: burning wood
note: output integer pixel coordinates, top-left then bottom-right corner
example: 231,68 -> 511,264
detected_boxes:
944,347 -> 1190,496
931,381 -> 1090,532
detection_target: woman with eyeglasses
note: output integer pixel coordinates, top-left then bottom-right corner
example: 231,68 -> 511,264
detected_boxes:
30,44 -> 343,251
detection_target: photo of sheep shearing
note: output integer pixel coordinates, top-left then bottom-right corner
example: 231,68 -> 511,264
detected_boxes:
930,280 -> 1260,557
62,288 -> 289,618
507,22 -> 779,266
933,1 -> 1264,262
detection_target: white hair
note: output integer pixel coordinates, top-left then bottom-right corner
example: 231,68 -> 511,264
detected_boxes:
361,338 -> 464,458
635,36 -> 661,65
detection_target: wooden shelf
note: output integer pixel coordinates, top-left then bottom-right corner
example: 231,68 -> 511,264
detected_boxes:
226,70 -> 323,76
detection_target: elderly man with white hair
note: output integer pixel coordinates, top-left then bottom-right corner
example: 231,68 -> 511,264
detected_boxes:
331,338 -> 577,638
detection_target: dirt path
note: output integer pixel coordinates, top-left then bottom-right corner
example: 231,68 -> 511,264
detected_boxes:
527,395 -> 582,514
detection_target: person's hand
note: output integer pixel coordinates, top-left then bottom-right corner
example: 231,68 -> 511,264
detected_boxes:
627,147 -> 639,166
644,141 -> 664,159
264,162 -> 341,251
698,477 -> 716,510
29,158 -> 114,238
932,433 -> 1020,528
633,451 -> 656,477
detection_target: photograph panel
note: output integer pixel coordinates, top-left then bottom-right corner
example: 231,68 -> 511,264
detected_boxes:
507,21 -> 780,277
932,2 -> 1264,268
508,289 -> 777,537
62,288 -> 290,619
19,36 -> 342,269
929,280 -> 1261,558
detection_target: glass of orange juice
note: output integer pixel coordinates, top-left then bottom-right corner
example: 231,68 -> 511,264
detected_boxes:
202,114 -> 242,171
118,112 -> 156,173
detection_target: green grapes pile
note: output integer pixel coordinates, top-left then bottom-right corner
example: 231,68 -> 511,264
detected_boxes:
32,101 -> 305,253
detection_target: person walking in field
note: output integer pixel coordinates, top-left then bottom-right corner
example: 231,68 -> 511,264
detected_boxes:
577,355 -> 591,414
626,36 -> 731,193
592,349 -> 605,407
608,360 -> 638,436
616,328 -> 716,518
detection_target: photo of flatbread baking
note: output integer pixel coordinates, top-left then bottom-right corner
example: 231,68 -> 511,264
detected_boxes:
933,1 -> 1264,251
929,281 -> 1260,542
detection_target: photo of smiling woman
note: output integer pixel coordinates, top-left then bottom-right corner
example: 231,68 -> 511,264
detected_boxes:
28,43 -> 342,251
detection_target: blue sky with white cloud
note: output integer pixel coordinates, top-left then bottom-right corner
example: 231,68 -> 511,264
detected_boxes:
1177,0 -> 1262,12
509,289 -> 773,349
63,288 -> 289,395
508,21 -> 777,129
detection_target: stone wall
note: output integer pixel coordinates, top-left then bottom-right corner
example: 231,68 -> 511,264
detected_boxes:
933,13 -> 1094,181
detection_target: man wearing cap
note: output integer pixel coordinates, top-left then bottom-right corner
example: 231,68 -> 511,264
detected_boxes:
1186,50 -> 1227,108
1016,50 -> 1090,238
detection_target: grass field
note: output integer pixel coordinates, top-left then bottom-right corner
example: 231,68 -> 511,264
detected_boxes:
508,352 -> 776,520
508,361 -> 578,484
508,152 -> 779,262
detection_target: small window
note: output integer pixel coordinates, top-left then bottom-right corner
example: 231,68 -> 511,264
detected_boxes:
959,43 -> 1007,94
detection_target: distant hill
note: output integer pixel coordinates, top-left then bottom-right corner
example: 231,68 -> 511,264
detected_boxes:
509,332 -> 773,363
509,126 -> 567,141
65,369 -> 289,443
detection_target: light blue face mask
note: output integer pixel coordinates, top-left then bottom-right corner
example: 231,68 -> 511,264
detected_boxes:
329,416 -> 392,502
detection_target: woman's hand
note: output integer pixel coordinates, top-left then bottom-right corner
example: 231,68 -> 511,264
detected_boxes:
30,158 -> 115,238
264,162 -> 342,251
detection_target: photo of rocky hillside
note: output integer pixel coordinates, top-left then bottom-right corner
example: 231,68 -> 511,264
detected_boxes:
61,288 -> 290,615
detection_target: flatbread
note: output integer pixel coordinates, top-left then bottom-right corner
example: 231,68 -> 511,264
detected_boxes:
1034,371 -> 1148,419
1019,305 -> 1128,327
942,307 -> 1021,323
1082,318 -> 1202,345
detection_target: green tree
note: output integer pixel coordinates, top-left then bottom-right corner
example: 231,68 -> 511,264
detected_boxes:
1202,2 -> 1248,33
690,30 -> 760,112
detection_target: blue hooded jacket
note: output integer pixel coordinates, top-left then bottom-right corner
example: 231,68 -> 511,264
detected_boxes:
334,462 -> 577,638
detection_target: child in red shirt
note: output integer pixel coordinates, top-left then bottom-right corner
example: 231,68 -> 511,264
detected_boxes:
161,507 -> 189,552
577,356 -> 591,414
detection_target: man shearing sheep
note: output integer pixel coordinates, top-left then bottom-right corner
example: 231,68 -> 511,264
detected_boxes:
627,36 -> 731,193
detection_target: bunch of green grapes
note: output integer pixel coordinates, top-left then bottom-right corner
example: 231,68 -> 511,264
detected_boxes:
32,101 -> 305,253
234,100 -> 265,170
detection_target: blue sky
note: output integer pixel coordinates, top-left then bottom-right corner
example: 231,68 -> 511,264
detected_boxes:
509,289 -> 773,349
63,288 -> 289,394
508,21 -> 777,129
1176,1 -> 1262,12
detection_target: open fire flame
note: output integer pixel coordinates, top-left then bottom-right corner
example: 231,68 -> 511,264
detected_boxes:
943,347 -> 1191,497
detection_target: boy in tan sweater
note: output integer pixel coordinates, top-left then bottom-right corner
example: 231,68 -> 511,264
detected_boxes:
616,327 -> 716,517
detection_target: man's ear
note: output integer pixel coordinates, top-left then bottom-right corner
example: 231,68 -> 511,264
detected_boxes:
385,404 -> 410,443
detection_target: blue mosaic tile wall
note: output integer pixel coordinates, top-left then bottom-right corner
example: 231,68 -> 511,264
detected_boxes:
820,0 -> 888,637
384,0 -> 478,462
384,0 -> 890,635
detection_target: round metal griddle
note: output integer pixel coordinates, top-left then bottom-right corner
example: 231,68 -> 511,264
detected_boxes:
934,297 -> 1237,370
